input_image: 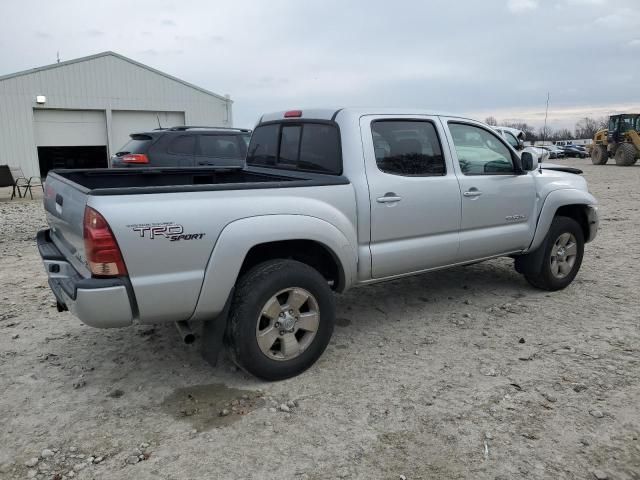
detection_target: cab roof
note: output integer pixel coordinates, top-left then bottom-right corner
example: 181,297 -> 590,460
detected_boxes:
259,107 -> 477,124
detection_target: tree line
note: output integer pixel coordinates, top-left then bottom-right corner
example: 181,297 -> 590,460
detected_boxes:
484,116 -> 608,142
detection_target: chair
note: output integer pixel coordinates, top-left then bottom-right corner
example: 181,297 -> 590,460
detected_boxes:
0,165 -> 22,199
9,166 -> 43,199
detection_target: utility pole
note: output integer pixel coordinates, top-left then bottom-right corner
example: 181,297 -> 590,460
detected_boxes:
542,92 -> 550,145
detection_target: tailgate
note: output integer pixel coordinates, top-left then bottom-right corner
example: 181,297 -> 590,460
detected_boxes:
43,172 -> 90,275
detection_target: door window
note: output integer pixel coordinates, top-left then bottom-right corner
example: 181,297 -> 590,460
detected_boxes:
449,123 -> 515,175
199,135 -> 244,158
168,135 -> 195,155
370,120 -> 445,176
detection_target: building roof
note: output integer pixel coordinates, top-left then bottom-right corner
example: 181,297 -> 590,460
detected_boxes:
0,51 -> 230,102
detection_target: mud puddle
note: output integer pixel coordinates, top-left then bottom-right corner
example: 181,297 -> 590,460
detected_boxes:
161,383 -> 265,429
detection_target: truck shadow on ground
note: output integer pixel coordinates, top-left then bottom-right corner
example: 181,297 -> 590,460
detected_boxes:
49,257 -> 535,384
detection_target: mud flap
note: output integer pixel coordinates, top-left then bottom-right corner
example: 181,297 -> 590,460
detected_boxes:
200,288 -> 234,367
514,237 -> 549,276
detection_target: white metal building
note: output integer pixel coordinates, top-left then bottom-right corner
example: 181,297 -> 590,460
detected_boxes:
0,51 -> 233,177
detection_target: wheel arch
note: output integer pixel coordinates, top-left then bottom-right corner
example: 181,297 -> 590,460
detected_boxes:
529,189 -> 597,252
239,239 -> 346,291
190,215 -> 356,321
555,204 -> 590,241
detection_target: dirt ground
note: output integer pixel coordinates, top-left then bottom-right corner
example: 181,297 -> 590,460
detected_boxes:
1,158 -> 639,480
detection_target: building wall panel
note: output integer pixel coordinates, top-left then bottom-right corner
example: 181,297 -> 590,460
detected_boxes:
0,53 -> 231,177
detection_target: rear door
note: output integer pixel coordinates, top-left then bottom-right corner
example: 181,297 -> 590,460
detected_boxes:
441,118 -> 537,261
360,115 -> 462,278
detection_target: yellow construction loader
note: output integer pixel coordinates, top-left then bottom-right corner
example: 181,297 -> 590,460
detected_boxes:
590,114 -> 640,166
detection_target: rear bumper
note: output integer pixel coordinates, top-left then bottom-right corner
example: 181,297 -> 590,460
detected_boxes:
37,229 -> 134,328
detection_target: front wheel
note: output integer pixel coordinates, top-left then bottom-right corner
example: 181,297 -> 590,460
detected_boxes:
591,145 -> 608,165
226,259 -> 335,380
524,216 -> 585,291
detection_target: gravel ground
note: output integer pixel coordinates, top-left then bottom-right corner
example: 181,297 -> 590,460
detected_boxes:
1,158 -> 639,480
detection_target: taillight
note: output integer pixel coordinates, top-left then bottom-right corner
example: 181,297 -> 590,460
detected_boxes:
284,110 -> 302,118
83,207 -> 128,277
121,153 -> 149,164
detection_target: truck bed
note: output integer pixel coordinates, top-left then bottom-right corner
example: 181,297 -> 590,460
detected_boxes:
49,166 -> 349,195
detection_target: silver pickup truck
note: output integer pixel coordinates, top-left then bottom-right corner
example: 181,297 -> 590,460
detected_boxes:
38,108 -> 599,380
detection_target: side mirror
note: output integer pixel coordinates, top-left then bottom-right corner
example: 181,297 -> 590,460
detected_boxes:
521,151 -> 538,171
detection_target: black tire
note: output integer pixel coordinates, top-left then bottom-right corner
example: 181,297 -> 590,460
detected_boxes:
524,216 -> 585,291
226,259 -> 335,380
614,143 -> 638,166
591,145 -> 608,165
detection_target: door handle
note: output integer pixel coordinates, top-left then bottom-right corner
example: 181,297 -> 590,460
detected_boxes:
376,193 -> 402,204
463,190 -> 482,197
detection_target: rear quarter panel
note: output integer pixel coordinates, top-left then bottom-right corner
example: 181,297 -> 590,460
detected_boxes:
89,184 -> 357,323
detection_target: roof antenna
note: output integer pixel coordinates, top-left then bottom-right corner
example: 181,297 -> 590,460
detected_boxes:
540,92 -> 550,173
56,51 -> 61,63
156,114 -> 162,129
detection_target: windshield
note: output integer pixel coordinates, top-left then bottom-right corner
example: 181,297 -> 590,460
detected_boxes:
503,131 -> 519,148
620,115 -> 640,132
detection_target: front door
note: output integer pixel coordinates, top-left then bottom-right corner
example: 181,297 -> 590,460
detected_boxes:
361,115 -> 462,279
442,119 -> 536,261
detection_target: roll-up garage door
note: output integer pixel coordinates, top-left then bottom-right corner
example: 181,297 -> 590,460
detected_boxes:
33,109 -> 108,177
33,109 -> 107,146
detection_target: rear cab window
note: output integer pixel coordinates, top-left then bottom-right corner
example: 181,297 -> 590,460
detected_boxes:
247,122 -> 342,174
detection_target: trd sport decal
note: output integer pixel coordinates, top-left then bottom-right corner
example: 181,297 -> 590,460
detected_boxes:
127,223 -> 206,242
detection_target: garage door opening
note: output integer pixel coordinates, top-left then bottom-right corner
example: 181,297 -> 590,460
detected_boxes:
38,146 -> 108,177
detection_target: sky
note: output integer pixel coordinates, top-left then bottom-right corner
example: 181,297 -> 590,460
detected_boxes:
1,0 -> 639,131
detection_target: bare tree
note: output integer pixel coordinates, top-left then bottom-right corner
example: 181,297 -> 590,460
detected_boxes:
538,125 -> 555,143
574,117 -> 603,139
598,116 -> 609,129
484,116 -> 498,126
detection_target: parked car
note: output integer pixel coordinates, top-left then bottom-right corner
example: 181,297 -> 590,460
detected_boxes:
574,145 -> 587,153
560,145 -> 587,158
492,126 -> 549,162
111,126 -> 252,168
38,108 -> 599,380
537,146 -> 554,159
540,145 -> 565,159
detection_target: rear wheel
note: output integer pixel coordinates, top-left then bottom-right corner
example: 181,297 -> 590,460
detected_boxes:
614,143 -> 638,166
524,216 -> 584,291
226,259 -> 335,380
591,145 -> 608,165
